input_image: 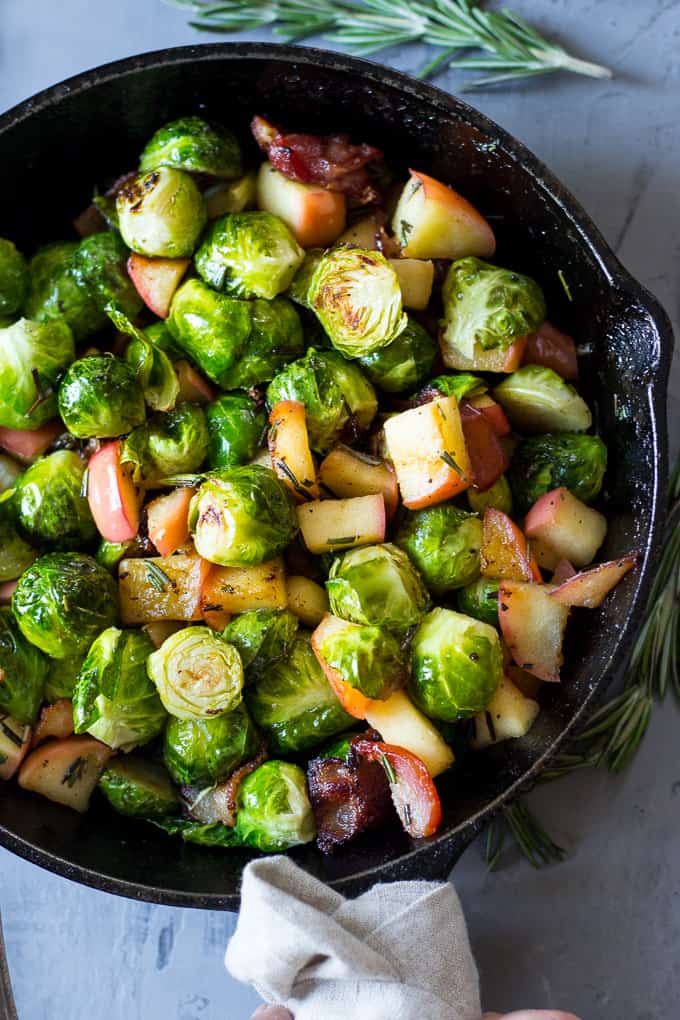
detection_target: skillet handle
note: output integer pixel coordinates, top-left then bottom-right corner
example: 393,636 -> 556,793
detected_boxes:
348,823 -> 483,893
0,914 -> 18,1020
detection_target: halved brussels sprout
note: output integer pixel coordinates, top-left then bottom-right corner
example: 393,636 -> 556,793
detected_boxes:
117,168 -> 207,258
139,116 -> 242,178
358,316 -> 437,394
73,627 -> 166,751
99,757 -> 179,819
195,211 -> 304,300
316,619 -> 405,700
509,433 -> 608,514
0,318 -> 74,431
12,552 -> 118,659
58,355 -> 146,439
457,577 -> 501,628
164,702 -> 259,785
0,605 -> 46,723
235,759 -> 316,852
326,543 -> 430,635
287,249 -> 323,308
225,297 -> 304,391
493,364 -> 592,433
425,372 -> 487,402
223,609 -> 299,682
147,625 -> 243,720
189,465 -> 297,567
205,393 -> 267,470
25,241 -> 107,342
71,231 -> 143,321
0,238 -> 29,318
0,495 -> 37,582
121,404 -> 209,482
44,652 -> 85,703
106,305 -> 180,413
96,537 -> 146,573
410,607 -> 502,720
308,247 -> 408,357
14,449 -> 97,551
395,504 -> 482,594
467,474 -> 513,516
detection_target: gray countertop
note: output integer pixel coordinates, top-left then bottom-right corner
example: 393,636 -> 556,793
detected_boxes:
1,1 -> 679,1017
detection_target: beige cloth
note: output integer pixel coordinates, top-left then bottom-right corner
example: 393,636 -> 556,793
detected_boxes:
225,856 -> 481,1020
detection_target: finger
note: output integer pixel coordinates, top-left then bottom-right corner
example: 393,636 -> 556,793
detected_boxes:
250,1007 -> 294,1020
483,1012 -> 581,1020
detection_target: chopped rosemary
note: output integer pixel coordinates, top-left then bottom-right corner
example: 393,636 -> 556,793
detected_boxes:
80,466 -> 89,499
440,450 -> 464,475
61,756 -> 87,788
381,752 -> 397,785
276,458 -> 314,500
557,269 -> 573,302
25,367 -> 52,418
145,561 -> 173,592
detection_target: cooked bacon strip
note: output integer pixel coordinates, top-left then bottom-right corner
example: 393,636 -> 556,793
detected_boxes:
307,748 -> 393,854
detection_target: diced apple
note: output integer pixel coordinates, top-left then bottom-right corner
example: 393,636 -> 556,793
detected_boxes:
523,321 -> 578,381
204,172 -> 256,219
392,169 -> 495,260
31,700 -> 74,748
0,580 -> 18,604
268,400 -> 320,503
127,253 -> 190,319
319,445 -> 399,519
471,675 -> 540,749
175,360 -> 217,404
312,614 -> 377,719
297,495 -> 386,554
498,581 -> 570,682
0,420 -> 63,463
0,715 -> 32,781
88,440 -> 141,543
257,161 -> 346,247
201,557 -> 287,617
287,575 -> 329,628
249,447 -> 274,469
384,396 -> 471,509
552,559 -> 576,584
364,690 -> 455,778
524,487 -> 607,570
142,620 -> 185,648
146,487 -> 195,557
337,212 -> 383,249
468,394 -> 511,437
441,336 -> 527,374
119,554 -> 210,624
18,736 -> 113,813
550,554 -> 638,608
481,508 -> 541,582
389,258 -> 434,310
460,404 -> 509,492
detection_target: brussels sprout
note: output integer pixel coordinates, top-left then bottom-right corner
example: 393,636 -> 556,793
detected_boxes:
0,238 -> 29,318
25,241 -> 107,342
204,173 -> 257,218
152,817 -> 242,847
189,465 -> 297,567
164,702 -> 259,785
96,538 -> 145,573
224,297 -> 304,391
107,306 -> 180,413
426,373 -> 487,402
99,757 -> 179,819
205,393 -> 267,470
410,607 -> 502,721
509,433 -> 608,514
467,474 -> 513,516
145,319 -> 183,360
117,168 -> 207,258
358,316 -> 437,394
0,318 -> 74,431
44,652 -> 85,703
266,348 -> 377,454
395,505 -> 482,595
0,495 -> 37,581
287,249 -> 324,308
71,232 -> 143,321
12,552 -> 118,659
58,355 -> 146,439
0,455 -> 23,494
316,732 -> 359,762
246,634 -> 353,754
73,627 -> 166,750
316,620 -> 405,700
223,609 -> 299,682
493,364 -> 592,433
147,625 -> 243,720
14,450 -> 97,551
457,577 -> 501,628
195,211 -> 304,300
0,606 -> 46,723
441,257 -> 546,362
235,760 -> 316,852
121,404 -> 209,482
326,543 -> 430,635
139,116 -> 242,178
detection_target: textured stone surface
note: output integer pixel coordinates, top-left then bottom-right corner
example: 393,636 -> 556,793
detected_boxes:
1,1 -> 679,1017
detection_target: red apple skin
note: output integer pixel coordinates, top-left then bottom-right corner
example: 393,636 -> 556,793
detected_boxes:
0,420 -> 63,462
498,580 -> 569,683
411,170 -> 496,259
550,554 -> 638,608
460,404 -> 509,492
87,441 -> 140,543
127,254 -> 190,318
523,321 -> 578,381
469,396 -> 512,437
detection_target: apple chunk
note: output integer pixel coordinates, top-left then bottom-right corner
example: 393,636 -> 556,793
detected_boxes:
471,675 -> 540,749
119,554 -> 210,624
441,336 -> 527,373
31,700 -> 74,748
257,161 -> 346,247
297,495 -> 385,555
499,581 -> 570,682
201,557 -> 287,617
392,169 -> 496,260
364,690 -> 454,777
146,487 -> 195,557
481,508 -> 541,582
87,440 -> 141,543
0,715 -> 32,781
127,253 -> 190,318
268,400 -> 320,503
524,487 -> 607,570
18,736 -> 113,812
550,554 -> 638,608
286,575 -> 329,628
0,420 -> 63,463
389,258 -> 434,310
319,445 -> 398,519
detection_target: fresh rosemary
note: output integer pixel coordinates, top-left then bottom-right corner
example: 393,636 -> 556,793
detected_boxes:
167,0 -> 611,88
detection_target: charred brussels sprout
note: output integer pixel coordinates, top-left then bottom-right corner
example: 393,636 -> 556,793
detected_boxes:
0,238 -> 29,318
205,393 -> 267,470
71,232 -> 143,321
73,627 -> 166,750
164,702 -> 259,785
467,475 -> 513,516
12,552 -> 118,659
140,116 -> 242,178
441,257 -> 546,362
14,450 -> 97,551
0,496 -> 37,582
117,168 -> 207,258
147,626 -> 243,720
457,577 -> 501,628
395,505 -> 482,594
223,609 -> 299,682
509,433 -> 607,514
235,760 -> 316,852
358,316 -> 436,393
121,404 -> 209,482
58,355 -> 146,438
25,241 -> 107,341
326,543 -> 430,635
0,606 -> 46,723
0,318 -> 74,430
266,348 -> 377,454
99,757 -> 179,819
494,364 -> 592,433
316,620 -> 404,700
189,465 -> 297,566
410,607 -> 502,721
246,634 -> 353,754
195,211 -> 304,300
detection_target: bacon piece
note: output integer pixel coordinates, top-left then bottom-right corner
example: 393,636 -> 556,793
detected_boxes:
307,749 -> 393,853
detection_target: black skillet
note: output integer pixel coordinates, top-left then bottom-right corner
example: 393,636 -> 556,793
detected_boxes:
0,44 -> 672,910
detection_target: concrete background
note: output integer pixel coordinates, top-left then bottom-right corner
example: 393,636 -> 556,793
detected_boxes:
1,1 -> 679,1017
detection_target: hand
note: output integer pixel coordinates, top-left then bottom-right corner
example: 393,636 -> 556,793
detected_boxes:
483,1013 -> 581,1019
250,1008 -> 293,1020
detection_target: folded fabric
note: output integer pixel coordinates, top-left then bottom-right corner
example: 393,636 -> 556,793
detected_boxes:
225,856 -> 481,1020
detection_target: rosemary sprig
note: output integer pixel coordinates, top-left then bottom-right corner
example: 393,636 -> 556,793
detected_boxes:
486,801 -> 565,870
167,0 -> 611,88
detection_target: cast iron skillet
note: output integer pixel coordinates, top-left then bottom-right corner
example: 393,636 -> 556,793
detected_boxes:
0,43 -> 672,909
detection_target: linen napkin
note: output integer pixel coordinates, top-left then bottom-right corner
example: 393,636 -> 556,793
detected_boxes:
225,856 -> 481,1020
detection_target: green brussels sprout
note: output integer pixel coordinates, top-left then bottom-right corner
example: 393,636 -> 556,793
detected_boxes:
287,249 -> 323,308
316,620 -> 404,700
147,625 -> 243,720
0,495 -> 37,582
12,552 -> 119,659
316,732 -> 358,762
99,757 -> 179,819
441,257 -> 546,362
73,627 -> 166,751
71,232 -> 143,321
14,451 -> 96,554
493,364 -> 592,433
0,454 -> 23,494
195,211 -> 304,300
410,607 -> 502,721
223,609 -> 299,682
308,247 -> 408,358
204,172 -> 257,217
139,116 -> 242,178
164,702 -> 259,785
106,305 -> 180,413
145,319 -> 183,360
224,297 -> 304,391
0,318 -> 74,431
44,652 -> 85,703
96,537 -> 146,573
58,355 -> 147,438
152,817 -> 242,847
116,168 -> 207,258
266,348 -> 377,454
426,373 -> 487,402
0,606 -> 46,723
121,404 -> 209,482
358,316 -> 437,394
467,474 -> 513,516
235,760 -> 316,852
509,433 -> 608,514
457,577 -> 501,628
189,465 -> 297,567
205,393 -> 267,470
0,238 -> 29,318
326,543 -> 430,635
25,241 -> 107,342
395,504 -> 482,595
246,634 -> 353,754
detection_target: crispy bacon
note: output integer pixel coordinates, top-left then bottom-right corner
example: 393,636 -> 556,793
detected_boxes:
181,739 -> 268,827
307,748 -> 394,853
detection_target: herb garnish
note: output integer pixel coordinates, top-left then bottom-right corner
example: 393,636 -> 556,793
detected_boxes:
145,561 -> 173,592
